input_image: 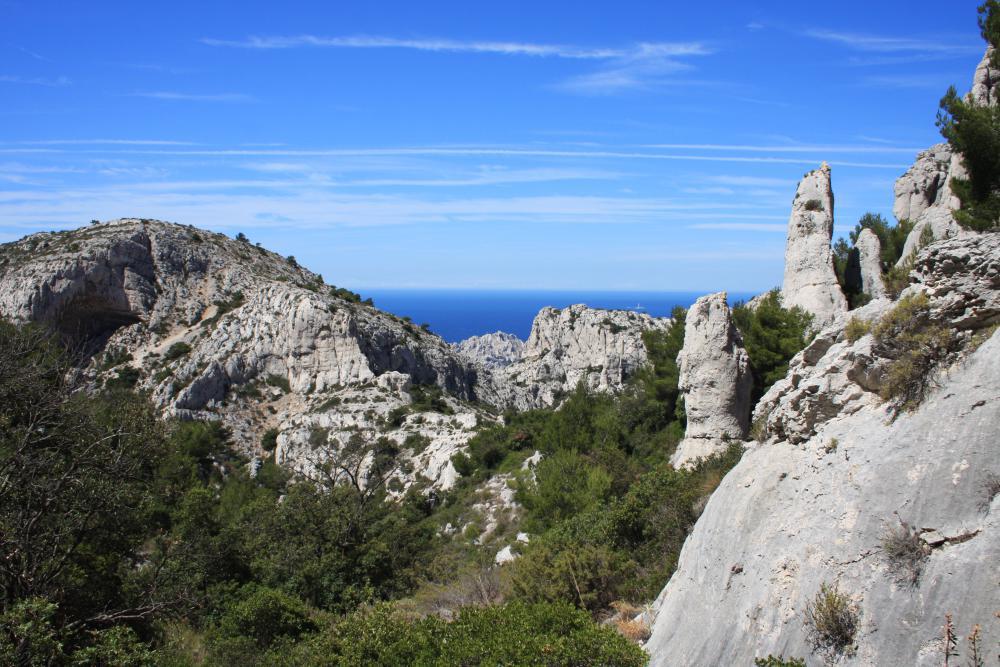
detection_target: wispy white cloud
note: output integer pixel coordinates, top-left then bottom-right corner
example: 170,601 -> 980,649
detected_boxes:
128,91 -> 255,103
804,29 -> 973,53
0,145 -> 907,169
202,34 -> 713,95
642,142 -> 923,154
708,175 -> 793,187
0,74 -> 70,86
15,139 -> 201,146
554,43 -> 713,95
689,222 -> 786,232
14,46 -> 49,61
201,34 -> 650,59
862,74 -> 943,89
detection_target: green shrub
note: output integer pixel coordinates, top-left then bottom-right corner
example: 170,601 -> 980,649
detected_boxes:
732,290 -> 814,404
873,292 -> 958,412
261,428 -> 279,452
214,585 -> 317,650
803,199 -> 823,211
755,656 -> 806,667
265,374 -> 291,393
287,602 -> 646,666
881,517 -> 929,584
164,341 -> 192,361
804,582 -> 858,656
844,317 -> 872,343
105,365 -> 141,390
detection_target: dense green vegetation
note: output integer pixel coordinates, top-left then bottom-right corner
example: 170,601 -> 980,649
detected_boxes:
732,290 -> 814,404
936,1 -> 1000,232
0,295 -> 814,663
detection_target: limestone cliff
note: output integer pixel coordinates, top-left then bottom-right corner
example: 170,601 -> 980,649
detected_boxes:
646,234 -> 1000,666
475,304 -> 672,410
453,331 -> 525,369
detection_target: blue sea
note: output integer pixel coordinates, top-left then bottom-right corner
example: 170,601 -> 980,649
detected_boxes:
362,290 -> 758,343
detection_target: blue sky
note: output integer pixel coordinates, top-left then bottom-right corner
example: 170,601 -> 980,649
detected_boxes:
0,0 -> 988,291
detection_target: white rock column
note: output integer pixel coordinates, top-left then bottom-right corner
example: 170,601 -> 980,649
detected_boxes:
670,292 -> 752,469
780,162 -> 847,326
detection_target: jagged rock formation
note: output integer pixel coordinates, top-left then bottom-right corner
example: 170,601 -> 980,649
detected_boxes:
892,47 -> 1000,265
0,218 -> 669,489
475,304 -> 671,410
0,219 -> 485,489
646,234 -> 1000,666
892,143 -> 961,223
781,163 -> 848,326
854,228 -> 887,299
970,46 -> 1000,106
453,331 -> 524,369
670,292 -> 752,469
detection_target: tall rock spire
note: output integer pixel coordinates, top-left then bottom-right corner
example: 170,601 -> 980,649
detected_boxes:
780,163 -> 848,326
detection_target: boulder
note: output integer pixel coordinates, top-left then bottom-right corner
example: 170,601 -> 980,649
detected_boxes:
670,292 -> 752,468
970,46 -> 1000,107
781,163 -> 848,326
892,143 -> 960,223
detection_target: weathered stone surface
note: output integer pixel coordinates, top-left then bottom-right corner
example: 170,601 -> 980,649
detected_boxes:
854,228 -> 887,299
647,328 -> 1000,667
477,304 -> 671,410
453,331 -> 524,369
0,219 -> 483,490
897,207 -> 964,265
647,234 -> 1000,665
970,46 -> 1000,107
670,292 -> 752,469
909,232 -> 1000,329
892,143 -> 960,223
781,163 -> 848,327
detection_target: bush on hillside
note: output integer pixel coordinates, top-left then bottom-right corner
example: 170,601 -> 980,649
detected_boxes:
732,290 -> 814,404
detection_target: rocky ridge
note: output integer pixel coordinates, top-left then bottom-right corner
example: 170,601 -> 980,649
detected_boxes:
0,219 -> 665,490
474,304 -> 672,411
453,331 -> 525,369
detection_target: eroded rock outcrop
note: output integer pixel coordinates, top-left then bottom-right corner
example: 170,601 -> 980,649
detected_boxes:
453,331 -> 524,369
670,292 -> 752,469
647,234 -> 1000,666
781,163 -> 848,326
855,228 -> 887,299
0,219 -> 482,490
892,143 -> 961,223
477,304 -> 671,410
970,46 -> 1000,107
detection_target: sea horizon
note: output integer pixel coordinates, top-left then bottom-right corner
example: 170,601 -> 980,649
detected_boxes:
362,288 -> 761,342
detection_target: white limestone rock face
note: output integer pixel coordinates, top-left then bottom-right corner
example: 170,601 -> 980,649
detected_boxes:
453,331 -> 525,369
0,219 -> 483,491
897,207 -> 964,265
854,228 -> 887,299
670,292 -> 752,469
970,46 -> 1000,107
646,331 -> 1000,666
647,237 -> 1000,665
781,164 -> 848,327
892,143 -> 961,223
477,304 -> 671,410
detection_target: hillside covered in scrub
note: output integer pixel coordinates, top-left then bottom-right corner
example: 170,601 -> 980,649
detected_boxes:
2,5 -> 1000,667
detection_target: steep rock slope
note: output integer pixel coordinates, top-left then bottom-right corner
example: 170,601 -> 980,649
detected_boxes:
646,235 -> 1000,666
475,304 -> 671,410
0,219 -> 485,489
